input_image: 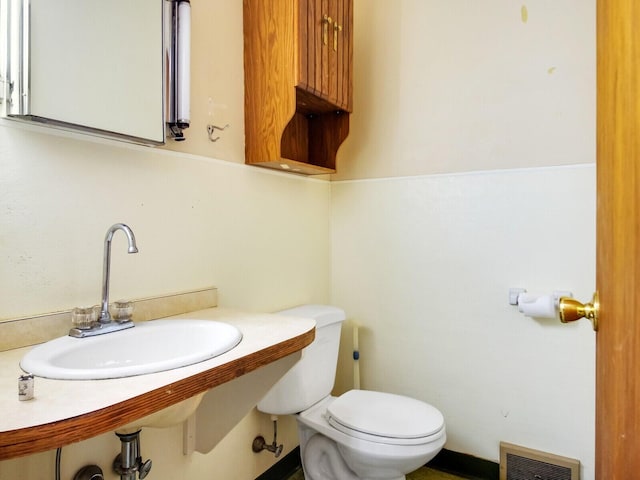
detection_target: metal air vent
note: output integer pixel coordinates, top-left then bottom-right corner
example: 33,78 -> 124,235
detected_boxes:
500,442 -> 580,480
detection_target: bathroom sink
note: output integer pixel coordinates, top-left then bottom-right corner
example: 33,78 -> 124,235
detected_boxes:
20,319 -> 243,380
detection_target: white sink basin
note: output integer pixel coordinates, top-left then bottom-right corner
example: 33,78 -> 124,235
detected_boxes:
20,319 -> 243,380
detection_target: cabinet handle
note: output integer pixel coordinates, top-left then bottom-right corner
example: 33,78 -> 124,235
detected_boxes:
333,23 -> 343,51
322,15 -> 333,46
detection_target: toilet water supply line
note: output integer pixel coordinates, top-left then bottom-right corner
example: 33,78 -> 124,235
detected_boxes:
55,447 -> 62,480
252,416 -> 283,457
353,325 -> 360,390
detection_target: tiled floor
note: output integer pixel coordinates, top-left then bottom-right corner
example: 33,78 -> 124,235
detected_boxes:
286,466 -> 467,480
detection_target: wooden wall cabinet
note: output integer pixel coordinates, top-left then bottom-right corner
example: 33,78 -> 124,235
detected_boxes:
243,0 -> 353,175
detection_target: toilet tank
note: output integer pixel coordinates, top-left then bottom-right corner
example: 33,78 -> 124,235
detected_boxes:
257,305 -> 346,415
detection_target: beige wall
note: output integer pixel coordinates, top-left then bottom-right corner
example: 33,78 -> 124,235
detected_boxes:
0,1 -> 327,478
334,0 -> 595,180
161,0 -> 246,164
331,0 -> 596,478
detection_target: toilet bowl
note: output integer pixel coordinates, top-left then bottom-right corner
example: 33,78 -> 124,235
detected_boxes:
298,393 -> 446,480
258,305 -> 446,480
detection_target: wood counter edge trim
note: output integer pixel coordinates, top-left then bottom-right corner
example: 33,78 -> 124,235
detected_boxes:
0,327 -> 315,460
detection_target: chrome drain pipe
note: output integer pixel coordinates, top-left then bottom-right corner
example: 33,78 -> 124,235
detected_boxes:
113,430 -> 152,480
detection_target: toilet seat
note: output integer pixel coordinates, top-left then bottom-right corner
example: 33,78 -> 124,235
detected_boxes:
325,390 -> 445,446
298,395 -> 447,480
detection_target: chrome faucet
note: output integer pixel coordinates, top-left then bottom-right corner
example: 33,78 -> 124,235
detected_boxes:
99,223 -> 138,323
69,223 -> 139,338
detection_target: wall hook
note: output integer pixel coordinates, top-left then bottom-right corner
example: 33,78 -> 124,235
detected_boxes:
207,124 -> 230,142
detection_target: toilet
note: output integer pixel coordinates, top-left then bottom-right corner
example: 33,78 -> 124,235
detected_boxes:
257,305 -> 446,480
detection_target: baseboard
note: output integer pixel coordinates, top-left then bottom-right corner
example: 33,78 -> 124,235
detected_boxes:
254,447 -> 499,480
255,447 -> 301,480
429,449 -> 499,480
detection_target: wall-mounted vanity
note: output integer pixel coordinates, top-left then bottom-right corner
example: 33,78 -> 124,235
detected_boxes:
0,288 -> 315,460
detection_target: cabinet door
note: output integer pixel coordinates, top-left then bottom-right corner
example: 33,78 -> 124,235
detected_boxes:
335,0 -> 352,111
297,0 -> 352,112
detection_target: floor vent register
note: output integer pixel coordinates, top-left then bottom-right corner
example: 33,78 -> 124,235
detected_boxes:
500,442 -> 580,480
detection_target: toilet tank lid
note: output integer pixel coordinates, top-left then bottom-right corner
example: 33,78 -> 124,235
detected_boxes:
275,305 -> 346,328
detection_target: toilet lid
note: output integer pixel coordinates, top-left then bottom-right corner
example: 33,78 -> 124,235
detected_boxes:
326,390 -> 444,444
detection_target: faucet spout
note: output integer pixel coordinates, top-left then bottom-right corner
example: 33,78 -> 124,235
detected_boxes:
99,223 -> 138,324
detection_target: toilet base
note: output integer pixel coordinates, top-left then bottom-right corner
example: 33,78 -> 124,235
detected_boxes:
296,397 -> 445,480
300,433 -> 406,480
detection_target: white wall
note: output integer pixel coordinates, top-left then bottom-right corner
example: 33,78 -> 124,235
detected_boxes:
331,0 -> 596,478
331,165 -> 595,476
0,126 -> 330,319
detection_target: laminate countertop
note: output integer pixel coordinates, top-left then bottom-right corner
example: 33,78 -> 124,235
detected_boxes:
0,308 -> 315,460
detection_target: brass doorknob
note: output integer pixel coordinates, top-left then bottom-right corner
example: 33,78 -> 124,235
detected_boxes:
558,292 -> 599,331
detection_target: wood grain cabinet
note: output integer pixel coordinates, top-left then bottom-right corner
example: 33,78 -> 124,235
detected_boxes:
244,0 -> 353,175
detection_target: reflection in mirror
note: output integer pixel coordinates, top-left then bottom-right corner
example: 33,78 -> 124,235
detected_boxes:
2,0 -> 165,145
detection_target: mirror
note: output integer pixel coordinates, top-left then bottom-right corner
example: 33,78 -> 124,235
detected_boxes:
1,0 -> 165,145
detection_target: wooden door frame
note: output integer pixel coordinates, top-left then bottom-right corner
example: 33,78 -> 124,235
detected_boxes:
596,0 -> 640,477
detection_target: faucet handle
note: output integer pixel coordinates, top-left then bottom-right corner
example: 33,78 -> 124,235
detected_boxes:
71,306 -> 99,329
110,301 -> 134,323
